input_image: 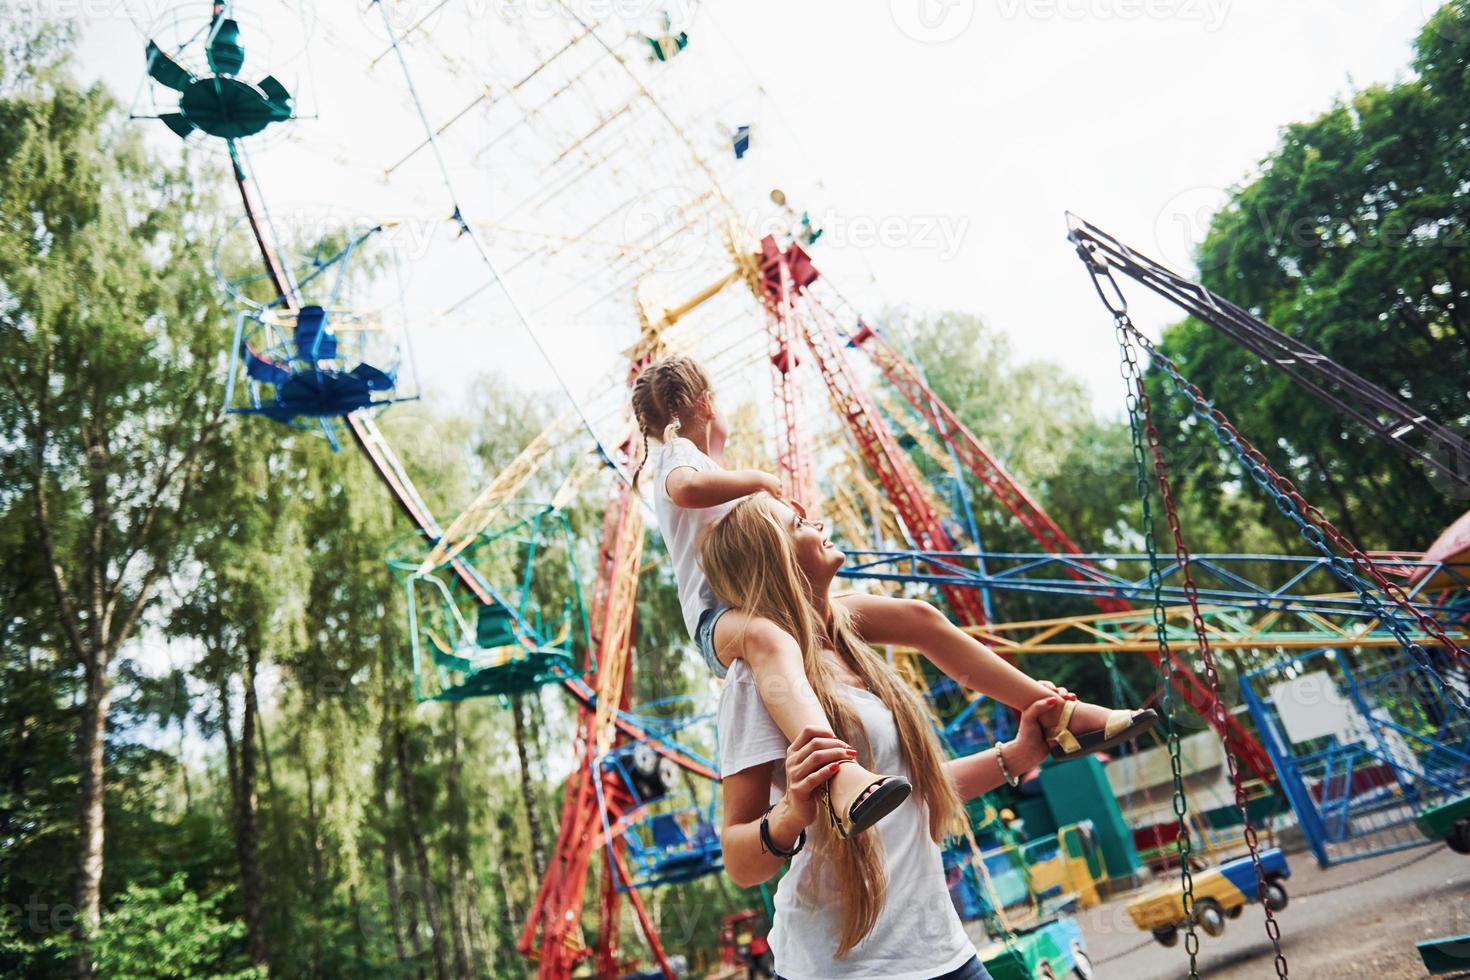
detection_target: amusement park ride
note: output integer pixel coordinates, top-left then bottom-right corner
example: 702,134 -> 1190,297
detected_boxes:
134,4 -> 1469,978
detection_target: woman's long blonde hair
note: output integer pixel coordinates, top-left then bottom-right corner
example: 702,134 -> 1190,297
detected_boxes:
700,495 -> 961,958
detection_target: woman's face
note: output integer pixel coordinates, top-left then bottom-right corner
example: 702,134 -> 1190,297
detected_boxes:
771,499 -> 843,586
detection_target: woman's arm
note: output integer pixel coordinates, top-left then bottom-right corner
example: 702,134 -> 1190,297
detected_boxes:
666,466 -> 781,509
722,725 -> 852,887
946,696 -> 1055,800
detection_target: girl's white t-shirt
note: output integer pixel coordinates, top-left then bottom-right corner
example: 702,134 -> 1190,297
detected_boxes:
653,437 -> 738,640
718,659 -> 977,980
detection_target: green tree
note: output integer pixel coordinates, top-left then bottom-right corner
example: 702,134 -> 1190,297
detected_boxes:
54,874 -> 264,980
1150,0 -> 1470,553
0,16 -> 229,971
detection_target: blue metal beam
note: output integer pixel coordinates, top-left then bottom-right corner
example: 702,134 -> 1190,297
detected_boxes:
840,549 -> 1470,625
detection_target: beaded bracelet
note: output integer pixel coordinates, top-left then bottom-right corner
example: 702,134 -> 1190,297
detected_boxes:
995,741 -> 1020,788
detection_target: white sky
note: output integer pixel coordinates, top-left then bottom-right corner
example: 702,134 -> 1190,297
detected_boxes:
73,0 -> 1440,427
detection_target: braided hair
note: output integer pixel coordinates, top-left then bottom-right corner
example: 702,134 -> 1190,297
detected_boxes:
629,355 -> 713,486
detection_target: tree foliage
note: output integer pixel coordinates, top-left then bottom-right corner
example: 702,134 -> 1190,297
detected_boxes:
1148,0 -> 1470,553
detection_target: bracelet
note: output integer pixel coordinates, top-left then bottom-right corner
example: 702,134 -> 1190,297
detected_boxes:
760,804 -> 807,859
995,741 -> 1020,788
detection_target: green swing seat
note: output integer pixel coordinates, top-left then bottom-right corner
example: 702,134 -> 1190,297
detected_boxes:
424,605 -> 575,701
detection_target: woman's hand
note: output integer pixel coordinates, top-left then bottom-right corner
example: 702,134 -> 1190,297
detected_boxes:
1005,695 -> 1059,773
1036,679 -> 1077,703
771,724 -> 854,840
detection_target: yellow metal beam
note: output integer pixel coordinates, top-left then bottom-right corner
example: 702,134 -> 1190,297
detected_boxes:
418,410 -> 580,574
887,599 -> 1468,656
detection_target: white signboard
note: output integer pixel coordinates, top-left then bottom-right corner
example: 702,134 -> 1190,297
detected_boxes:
1269,671 -> 1357,745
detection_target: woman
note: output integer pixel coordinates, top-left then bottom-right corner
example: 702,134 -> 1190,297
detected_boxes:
701,495 -> 1060,980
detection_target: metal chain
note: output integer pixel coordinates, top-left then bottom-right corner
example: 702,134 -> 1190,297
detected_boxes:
1077,241 -> 1468,713
1140,333 -> 1467,658
1139,339 -> 1470,717
1133,359 -> 1290,978
1116,317 -> 1201,978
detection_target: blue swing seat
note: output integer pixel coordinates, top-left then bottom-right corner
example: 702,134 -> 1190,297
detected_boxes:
644,814 -> 722,882
237,306 -> 399,424
253,363 -> 397,422
293,305 -> 337,362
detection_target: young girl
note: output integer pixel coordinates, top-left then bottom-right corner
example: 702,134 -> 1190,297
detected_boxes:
631,355 -> 1156,839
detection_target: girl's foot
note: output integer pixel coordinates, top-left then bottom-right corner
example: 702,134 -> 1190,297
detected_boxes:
1043,699 -> 1159,761
823,761 -> 911,839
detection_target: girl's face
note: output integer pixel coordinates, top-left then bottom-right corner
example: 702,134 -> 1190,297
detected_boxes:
772,499 -> 843,586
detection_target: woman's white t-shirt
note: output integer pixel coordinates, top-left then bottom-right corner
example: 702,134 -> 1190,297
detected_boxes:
653,437 -> 738,640
718,659 -> 976,980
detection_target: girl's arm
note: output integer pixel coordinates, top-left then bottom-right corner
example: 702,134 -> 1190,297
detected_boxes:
666,466 -> 781,509
722,724 -> 851,887
837,592 -> 1072,712
946,696 -> 1055,800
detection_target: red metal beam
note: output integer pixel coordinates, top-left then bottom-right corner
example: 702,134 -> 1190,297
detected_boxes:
786,264 -> 988,626
759,235 -> 816,507
520,474 -> 645,977
832,307 -> 1278,782
842,315 -> 1128,613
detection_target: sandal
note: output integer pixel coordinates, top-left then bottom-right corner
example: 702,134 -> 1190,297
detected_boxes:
823,763 -> 912,839
1047,700 -> 1159,761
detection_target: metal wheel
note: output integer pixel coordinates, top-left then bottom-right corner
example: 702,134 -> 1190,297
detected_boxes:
1448,818 -> 1470,855
1265,878 -> 1289,911
1070,941 -> 1096,980
1225,902 -> 1244,919
1196,898 -> 1227,937
1153,925 -> 1179,947
632,742 -> 659,775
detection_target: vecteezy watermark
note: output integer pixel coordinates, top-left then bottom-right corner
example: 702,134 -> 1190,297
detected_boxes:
1153,185 -> 1232,273
619,185 -> 725,275
616,188 -> 972,273
810,210 -> 972,261
361,0 -> 698,44
2,898 -> 78,934
211,204 -> 442,307
1156,179 -> 1470,279
889,0 -> 978,44
995,0 -> 1230,30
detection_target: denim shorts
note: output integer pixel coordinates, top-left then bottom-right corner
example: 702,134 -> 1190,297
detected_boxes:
776,955 -> 991,980
936,956 -> 993,980
696,604 -> 732,679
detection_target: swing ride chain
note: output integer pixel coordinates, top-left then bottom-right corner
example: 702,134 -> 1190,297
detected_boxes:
1133,360 -> 1290,979
1152,352 -> 1464,681
1115,316 -> 1201,978
1145,346 -> 1470,716
1077,239 -> 1470,708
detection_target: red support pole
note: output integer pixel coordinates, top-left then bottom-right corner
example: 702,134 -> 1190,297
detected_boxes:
841,313 -> 1129,613
614,846 -> 677,980
793,285 -> 989,626
520,470 -> 646,977
759,235 -> 816,507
